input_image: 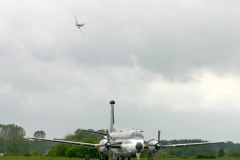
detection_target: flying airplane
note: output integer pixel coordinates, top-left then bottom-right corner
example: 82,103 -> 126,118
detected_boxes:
25,100 -> 228,160
74,14 -> 85,35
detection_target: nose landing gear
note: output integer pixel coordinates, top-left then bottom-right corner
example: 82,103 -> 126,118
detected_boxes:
136,153 -> 141,160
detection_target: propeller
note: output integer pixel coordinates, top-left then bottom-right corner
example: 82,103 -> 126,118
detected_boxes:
106,129 -> 111,160
146,130 -> 161,160
96,129 -> 122,160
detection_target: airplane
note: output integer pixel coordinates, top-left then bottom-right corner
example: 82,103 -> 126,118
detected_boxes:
74,14 -> 85,35
25,100 -> 228,160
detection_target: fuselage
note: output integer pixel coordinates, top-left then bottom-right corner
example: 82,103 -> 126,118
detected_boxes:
107,100 -> 144,157
109,130 -> 144,157
76,24 -> 84,27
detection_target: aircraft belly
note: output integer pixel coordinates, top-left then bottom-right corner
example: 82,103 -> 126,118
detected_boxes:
112,140 -> 132,156
113,149 -> 132,156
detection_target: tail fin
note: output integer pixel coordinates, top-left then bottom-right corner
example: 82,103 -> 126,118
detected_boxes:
110,100 -> 116,132
109,100 -> 128,132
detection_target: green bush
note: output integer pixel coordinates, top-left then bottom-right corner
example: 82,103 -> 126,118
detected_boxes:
227,150 -> 240,157
196,154 -> 216,159
24,153 -> 31,156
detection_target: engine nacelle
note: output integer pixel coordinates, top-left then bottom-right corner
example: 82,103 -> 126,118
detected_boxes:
147,140 -> 158,154
98,139 -> 108,153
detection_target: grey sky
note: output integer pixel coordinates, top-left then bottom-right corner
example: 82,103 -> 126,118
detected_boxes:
0,1 -> 240,143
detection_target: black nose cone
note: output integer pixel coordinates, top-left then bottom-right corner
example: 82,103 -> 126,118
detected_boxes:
110,100 -> 115,104
136,142 -> 143,151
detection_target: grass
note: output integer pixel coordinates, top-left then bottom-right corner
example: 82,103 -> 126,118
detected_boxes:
0,157 -> 240,160
0,156 -> 79,160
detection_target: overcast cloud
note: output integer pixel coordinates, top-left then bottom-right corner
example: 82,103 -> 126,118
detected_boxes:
1,0 -> 240,143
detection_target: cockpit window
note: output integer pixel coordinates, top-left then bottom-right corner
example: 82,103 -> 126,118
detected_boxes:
130,132 -> 143,139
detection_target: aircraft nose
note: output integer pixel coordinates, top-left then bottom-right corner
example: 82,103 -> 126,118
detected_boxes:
135,142 -> 143,151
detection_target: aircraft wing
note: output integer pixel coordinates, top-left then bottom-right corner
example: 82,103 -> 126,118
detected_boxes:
78,27 -> 84,35
160,140 -> 228,149
24,136 -> 98,148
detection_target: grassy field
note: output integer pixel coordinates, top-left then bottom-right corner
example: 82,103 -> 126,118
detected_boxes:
0,156 -> 79,160
0,157 -> 240,160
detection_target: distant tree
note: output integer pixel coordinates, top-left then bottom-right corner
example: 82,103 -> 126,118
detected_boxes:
64,128 -> 104,142
182,146 -> 197,157
64,129 -> 84,141
33,130 -> 46,138
33,130 -> 47,155
6,135 -> 32,155
227,150 -> 240,157
73,129 -> 84,140
0,124 -> 30,155
159,150 -> 168,158
0,124 -> 25,142
175,150 -> 182,157
200,146 -> 216,156
48,138 -> 99,158
168,149 -> 176,157
0,136 -> 5,152
48,144 -> 70,157
83,139 -> 100,158
218,148 -> 225,157
33,148 -> 40,156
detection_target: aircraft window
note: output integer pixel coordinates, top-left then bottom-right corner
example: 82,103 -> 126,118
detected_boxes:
130,132 -> 143,139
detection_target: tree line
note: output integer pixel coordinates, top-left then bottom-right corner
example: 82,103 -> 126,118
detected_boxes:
48,128 -> 240,158
143,139 -> 240,158
1,123 -> 240,158
48,129 -> 105,158
0,124 -> 50,155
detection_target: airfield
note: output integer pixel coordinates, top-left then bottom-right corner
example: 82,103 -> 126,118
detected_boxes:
0,157 -> 240,160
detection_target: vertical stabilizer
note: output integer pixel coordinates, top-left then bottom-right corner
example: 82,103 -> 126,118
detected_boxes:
109,100 -> 126,132
110,100 -> 116,132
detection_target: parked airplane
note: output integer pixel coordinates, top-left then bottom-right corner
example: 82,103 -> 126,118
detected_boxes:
74,14 -> 85,35
25,100 -> 228,160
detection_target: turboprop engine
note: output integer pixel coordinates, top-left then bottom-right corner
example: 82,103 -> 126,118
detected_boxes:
147,140 -> 160,153
98,139 -> 108,152
146,130 -> 161,155
97,129 -> 122,157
